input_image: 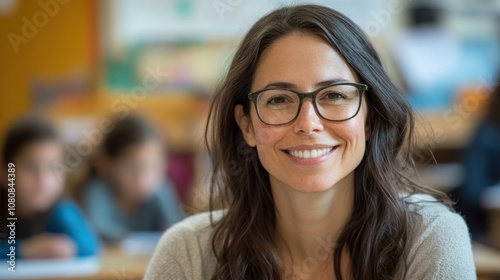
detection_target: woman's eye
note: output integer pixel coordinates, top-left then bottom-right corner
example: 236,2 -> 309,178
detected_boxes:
323,92 -> 345,101
267,96 -> 288,104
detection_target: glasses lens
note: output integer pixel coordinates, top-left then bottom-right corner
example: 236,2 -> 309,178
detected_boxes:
254,84 -> 362,125
316,84 -> 360,121
256,89 -> 300,125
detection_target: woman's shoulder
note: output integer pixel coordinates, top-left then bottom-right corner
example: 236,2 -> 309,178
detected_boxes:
405,193 -> 469,242
405,193 -> 456,219
144,210 -> 224,280
404,193 -> 476,279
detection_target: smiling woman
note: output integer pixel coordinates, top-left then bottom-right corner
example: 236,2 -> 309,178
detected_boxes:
144,4 -> 476,280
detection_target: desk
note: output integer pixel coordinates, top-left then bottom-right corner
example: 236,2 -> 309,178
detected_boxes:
24,243 -> 500,279
474,242 -> 500,279
413,86 -> 489,151
414,112 -> 481,150
488,208 -> 500,250
38,247 -> 152,280
481,187 -> 500,250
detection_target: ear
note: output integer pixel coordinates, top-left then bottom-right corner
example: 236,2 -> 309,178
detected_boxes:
234,105 -> 257,147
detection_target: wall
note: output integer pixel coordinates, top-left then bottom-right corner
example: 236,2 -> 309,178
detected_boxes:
0,0 -> 96,149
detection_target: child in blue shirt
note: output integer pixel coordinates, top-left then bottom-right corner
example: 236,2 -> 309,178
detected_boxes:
0,117 -> 100,259
82,115 -> 184,243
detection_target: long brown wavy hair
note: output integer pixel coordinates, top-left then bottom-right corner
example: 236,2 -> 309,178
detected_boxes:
205,5 -> 452,280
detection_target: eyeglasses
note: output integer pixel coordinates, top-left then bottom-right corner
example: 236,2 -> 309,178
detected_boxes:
248,82 -> 368,125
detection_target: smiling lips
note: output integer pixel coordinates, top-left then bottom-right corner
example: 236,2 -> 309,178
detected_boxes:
287,146 -> 335,159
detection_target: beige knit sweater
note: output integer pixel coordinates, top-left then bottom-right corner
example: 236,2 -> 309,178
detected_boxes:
144,194 -> 476,279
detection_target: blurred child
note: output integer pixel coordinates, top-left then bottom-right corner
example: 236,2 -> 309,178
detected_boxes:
82,115 -> 184,243
0,117 -> 100,259
457,79 -> 500,241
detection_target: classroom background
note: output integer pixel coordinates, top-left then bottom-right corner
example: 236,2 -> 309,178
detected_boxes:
1,0 -> 500,279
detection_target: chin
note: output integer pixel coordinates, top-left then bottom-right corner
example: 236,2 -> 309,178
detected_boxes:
32,201 -> 55,213
286,176 -> 341,193
134,191 -> 155,201
286,169 -> 356,193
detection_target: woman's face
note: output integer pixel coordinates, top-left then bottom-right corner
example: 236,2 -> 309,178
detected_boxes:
236,32 -> 370,193
14,140 -> 65,213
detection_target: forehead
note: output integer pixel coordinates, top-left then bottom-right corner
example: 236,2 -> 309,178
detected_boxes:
15,141 -> 62,161
252,32 -> 358,91
116,140 -> 162,160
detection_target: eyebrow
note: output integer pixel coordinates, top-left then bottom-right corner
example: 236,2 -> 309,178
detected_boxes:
262,78 -> 353,91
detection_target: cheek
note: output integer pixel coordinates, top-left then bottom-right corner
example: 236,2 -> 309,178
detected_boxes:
118,174 -> 135,191
250,108 -> 284,146
46,172 -> 64,195
16,171 -> 36,199
251,122 -> 286,173
138,172 -> 160,190
38,169 -> 64,198
331,112 -> 368,162
254,127 -> 279,147
254,135 -> 299,189
334,119 -> 367,144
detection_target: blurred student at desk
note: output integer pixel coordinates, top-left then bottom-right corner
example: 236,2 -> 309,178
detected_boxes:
393,3 -> 458,110
0,117 -> 100,259
81,115 -> 185,244
394,3 -> 499,112
457,77 -> 500,242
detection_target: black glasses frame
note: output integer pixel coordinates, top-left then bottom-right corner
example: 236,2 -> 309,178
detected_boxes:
248,82 -> 368,126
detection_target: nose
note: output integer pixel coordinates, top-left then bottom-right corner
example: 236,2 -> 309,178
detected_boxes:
293,99 -> 324,135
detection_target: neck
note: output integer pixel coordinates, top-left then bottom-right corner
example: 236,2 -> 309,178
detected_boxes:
17,199 -> 41,218
17,203 -> 33,217
272,172 -> 354,266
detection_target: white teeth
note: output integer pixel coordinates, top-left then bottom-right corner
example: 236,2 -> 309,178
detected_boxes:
288,147 -> 333,159
303,150 -> 310,158
311,150 -> 317,158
